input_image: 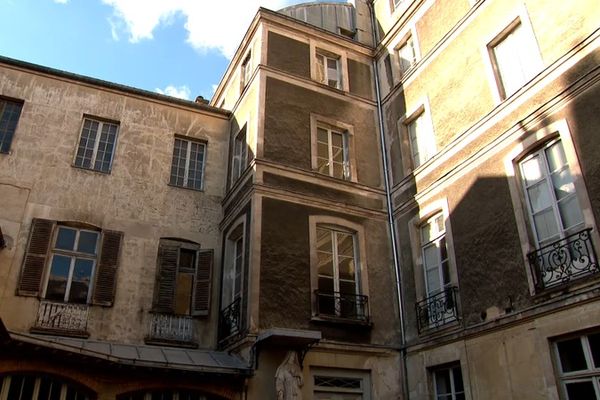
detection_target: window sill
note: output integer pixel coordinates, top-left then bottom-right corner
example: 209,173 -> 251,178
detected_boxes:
310,315 -> 372,328
30,327 -> 90,339
144,337 -> 199,349
167,183 -> 204,192
71,164 -> 112,175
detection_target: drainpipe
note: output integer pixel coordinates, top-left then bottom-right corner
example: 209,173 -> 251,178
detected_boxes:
365,1 -> 409,399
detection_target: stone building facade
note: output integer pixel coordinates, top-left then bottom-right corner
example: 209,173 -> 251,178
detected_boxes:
0,0 -> 599,399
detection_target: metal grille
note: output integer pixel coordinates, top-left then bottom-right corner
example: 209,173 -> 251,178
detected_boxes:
416,286 -> 459,333
528,228 -> 599,291
34,300 -> 89,333
147,313 -> 194,343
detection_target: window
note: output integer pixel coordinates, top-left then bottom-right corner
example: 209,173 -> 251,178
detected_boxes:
489,20 -> 542,99
18,219 -> 123,307
316,125 -> 350,180
519,140 -> 584,248
432,364 -> 465,400
169,137 -> 206,191
44,226 -> 99,304
0,375 -> 92,400
397,34 -> 417,78
231,126 -> 249,182
312,370 -> 371,399
74,117 -> 119,173
0,98 -> 23,153
240,52 -> 252,90
421,213 -> 451,300
405,109 -> 436,169
554,332 -> 600,399
316,51 -> 342,89
153,239 -> 212,316
222,225 -> 244,309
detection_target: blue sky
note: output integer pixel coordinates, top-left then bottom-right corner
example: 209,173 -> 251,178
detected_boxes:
0,0 -> 346,101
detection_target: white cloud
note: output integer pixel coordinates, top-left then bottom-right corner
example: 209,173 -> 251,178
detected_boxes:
155,85 -> 192,100
101,0 -> 299,58
53,0 -> 69,3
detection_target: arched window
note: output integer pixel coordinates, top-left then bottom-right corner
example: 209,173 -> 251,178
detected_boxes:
0,374 -> 94,400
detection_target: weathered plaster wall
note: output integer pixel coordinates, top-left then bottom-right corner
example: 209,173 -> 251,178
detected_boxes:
0,65 -> 230,347
258,197 -> 400,345
266,31 -> 311,79
263,77 -> 381,188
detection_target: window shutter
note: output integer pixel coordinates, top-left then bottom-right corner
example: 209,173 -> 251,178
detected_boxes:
193,249 -> 213,316
153,243 -> 178,313
92,230 -> 123,306
18,218 -> 54,296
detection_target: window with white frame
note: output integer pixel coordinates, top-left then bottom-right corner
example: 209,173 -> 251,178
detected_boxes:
74,117 -> 119,173
421,213 -> 451,300
405,109 -> 436,169
489,19 -> 543,99
518,139 -> 584,248
316,51 -> 342,89
554,332 -> 600,399
316,225 -> 363,319
397,34 -> 417,78
240,52 -> 252,90
0,374 -> 92,400
312,369 -> 371,399
432,364 -> 465,400
169,137 -> 206,191
0,97 -> 23,154
44,226 -> 99,304
316,125 -> 350,180
231,126 -> 249,182
222,224 -> 244,309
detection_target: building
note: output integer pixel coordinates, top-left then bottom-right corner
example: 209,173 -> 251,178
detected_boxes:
0,0 -> 599,399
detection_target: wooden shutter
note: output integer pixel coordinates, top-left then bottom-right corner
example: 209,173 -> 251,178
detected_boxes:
153,242 -> 178,313
192,249 -> 213,316
18,218 -> 54,296
92,230 -> 123,306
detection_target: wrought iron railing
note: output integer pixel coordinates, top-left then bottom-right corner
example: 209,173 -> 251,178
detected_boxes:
314,290 -> 370,322
218,298 -> 242,341
528,228 -> 599,291
147,313 -> 194,344
34,301 -> 89,334
416,286 -> 459,333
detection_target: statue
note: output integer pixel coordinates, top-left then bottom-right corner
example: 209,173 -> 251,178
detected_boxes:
275,351 -> 304,400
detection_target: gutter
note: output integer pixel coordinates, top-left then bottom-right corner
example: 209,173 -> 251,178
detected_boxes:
366,1 -> 410,398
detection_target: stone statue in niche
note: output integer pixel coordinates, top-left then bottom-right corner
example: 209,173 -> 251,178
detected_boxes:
275,350 -> 304,400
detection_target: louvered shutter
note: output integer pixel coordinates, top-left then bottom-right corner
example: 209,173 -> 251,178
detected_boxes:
192,249 -> 213,316
92,230 -> 123,306
18,218 -> 54,296
153,242 -> 178,313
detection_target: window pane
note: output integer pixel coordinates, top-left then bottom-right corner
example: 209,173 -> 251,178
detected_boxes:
435,369 -> 452,395
527,181 -> 553,213
68,258 -> 94,303
0,100 -> 23,153
47,255 -> 72,301
423,243 -> 440,269
77,231 -> 98,254
179,248 -> 197,272
56,227 -> 77,251
337,233 -> 354,257
558,196 -> 584,231
338,257 -> 356,281
317,228 -> 333,253
316,54 -> 325,83
589,333 -> 600,368
558,338 -> 588,372
551,168 -> 576,200
546,141 -> 568,172
565,381 -> 597,400
521,155 -> 543,185
339,279 -> 357,295
533,208 -> 559,243
318,252 -> 334,277
452,366 -> 464,392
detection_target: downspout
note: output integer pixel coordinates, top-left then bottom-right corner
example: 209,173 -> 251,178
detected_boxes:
365,1 -> 410,398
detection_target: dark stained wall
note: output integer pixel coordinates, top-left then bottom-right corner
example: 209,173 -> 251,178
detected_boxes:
267,32 -> 311,79
348,59 -> 374,100
263,77 -> 381,188
259,197 -> 400,345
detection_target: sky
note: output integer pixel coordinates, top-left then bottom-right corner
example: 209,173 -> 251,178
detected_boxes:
0,0 -> 346,102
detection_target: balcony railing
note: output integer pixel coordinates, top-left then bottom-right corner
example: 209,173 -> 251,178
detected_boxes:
416,286 -> 459,334
528,228 -> 599,292
314,290 -> 370,322
218,298 -> 242,341
34,301 -> 89,335
147,313 -> 194,344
